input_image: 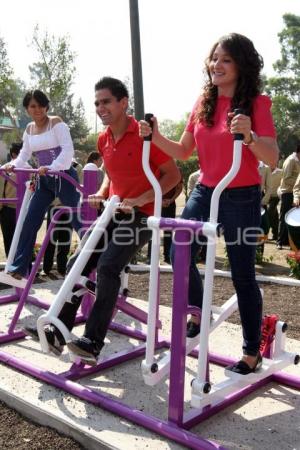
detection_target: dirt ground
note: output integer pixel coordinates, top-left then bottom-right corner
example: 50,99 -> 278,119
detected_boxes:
0,231 -> 299,448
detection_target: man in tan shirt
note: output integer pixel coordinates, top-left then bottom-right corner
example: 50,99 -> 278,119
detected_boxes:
258,161 -> 272,206
187,169 -> 200,198
293,171 -> 300,207
277,144 -> 300,248
267,166 -> 282,240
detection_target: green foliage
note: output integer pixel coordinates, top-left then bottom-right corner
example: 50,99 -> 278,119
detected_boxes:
123,76 -> 135,115
0,36 -> 15,108
2,129 -> 22,148
255,245 -> 274,264
76,133 -> 98,155
265,13 -> 300,153
0,36 -> 26,128
159,116 -> 187,142
157,115 -> 197,199
286,251 -> 300,279
29,25 -> 89,142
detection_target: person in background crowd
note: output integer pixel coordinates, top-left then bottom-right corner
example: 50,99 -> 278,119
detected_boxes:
258,161 -> 272,208
293,171 -> 300,207
147,176 -> 183,264
267,164 -> 282,241
72,157 -> 83,184
277,143 -> 300,249
0,143 -> 24,256
42,153 -> 85,278
277,152 -> 285,169
257,161 -> 272,255
83,151 -> 104,191
187,169 -> 200,198
42,199 -> 73,278
140,33 -> 279,375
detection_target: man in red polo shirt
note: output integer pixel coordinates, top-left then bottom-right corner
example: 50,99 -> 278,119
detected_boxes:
25,77 -> 180,364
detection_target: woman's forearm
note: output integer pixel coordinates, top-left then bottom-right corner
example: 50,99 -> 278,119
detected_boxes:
248,137 -> 279,168
151,131 -> 195,161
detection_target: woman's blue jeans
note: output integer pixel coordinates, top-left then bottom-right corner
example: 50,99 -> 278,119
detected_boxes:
9,167 -> 81,276
172,183 -> 262,356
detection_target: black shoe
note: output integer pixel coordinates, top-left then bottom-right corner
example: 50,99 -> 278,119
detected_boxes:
67,336 -> 101,366
186,321 -> 201,338
22,325 -> 65,356
225,353 -> 262,375
276,244 -> 283,250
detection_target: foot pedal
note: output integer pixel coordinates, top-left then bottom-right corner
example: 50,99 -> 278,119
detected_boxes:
77,276 -> 96,295
0,272 -> 27,288
259,314 -> 279,356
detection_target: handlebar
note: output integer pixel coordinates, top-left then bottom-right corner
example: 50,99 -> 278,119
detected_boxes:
233,108 -> 245,141
0,167 -> 84,193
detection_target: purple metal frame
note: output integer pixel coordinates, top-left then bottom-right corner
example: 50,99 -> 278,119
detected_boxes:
0,176 -> 299,449
0,168 -> 98,339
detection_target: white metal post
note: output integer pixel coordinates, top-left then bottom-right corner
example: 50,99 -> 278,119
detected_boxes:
5,181 -> 32,272
192,138 -> 243,399
37,196 -> 120,352
141,130 -> 163,373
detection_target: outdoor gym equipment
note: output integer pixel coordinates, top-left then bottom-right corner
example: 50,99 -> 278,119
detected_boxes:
0,115 -> 299,449
0,167 -> 98,341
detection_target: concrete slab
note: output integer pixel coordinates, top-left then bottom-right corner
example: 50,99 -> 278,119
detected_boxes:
0,280 -> 299,450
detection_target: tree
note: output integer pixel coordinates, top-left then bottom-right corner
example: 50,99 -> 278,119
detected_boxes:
76,132 -> 98,156
265,14 -> 300,153
159,116 -> 187,142
159,115 -> 198,198
123,76 -> 135,115
0,36 -> 16,108
29,26 -> 89,143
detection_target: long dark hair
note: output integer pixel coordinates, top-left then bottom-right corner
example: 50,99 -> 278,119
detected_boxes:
196,33 -> 264,127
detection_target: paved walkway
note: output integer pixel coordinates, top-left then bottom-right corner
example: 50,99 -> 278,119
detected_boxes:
0,280 -> 299,449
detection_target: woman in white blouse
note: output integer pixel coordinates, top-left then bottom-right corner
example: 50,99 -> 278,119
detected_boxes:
1,90 -> 82,283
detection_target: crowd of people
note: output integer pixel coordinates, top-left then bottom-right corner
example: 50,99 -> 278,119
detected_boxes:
0,32 -> 299,373
186,144 -> 300,252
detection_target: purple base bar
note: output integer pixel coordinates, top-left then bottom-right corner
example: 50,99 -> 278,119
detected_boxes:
26,296 -> 52,310
0,350 -> 224,450
0,294 -> 18,305
62,343 -> 147,380
0,330 -> 25,344
272,372 -> 300,390
183,377 -> 271,429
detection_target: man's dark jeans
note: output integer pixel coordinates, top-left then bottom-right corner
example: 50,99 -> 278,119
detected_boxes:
277,192 -> 293,246
57,210 -> 151,348
171,183 -> 262,356
267,196 -> 279,240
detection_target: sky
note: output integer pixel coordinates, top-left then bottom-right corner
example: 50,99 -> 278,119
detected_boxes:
1,0 -> 300,131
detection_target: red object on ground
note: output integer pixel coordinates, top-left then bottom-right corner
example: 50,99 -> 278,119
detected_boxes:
259,314 -> 279,356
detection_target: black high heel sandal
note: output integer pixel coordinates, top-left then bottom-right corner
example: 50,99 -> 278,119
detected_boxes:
226,352 -> 262,375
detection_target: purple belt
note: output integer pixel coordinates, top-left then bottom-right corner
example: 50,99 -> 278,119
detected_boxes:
35,146 -> 61,166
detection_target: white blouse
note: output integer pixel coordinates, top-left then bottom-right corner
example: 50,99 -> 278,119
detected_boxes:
13,122 -> 74,171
